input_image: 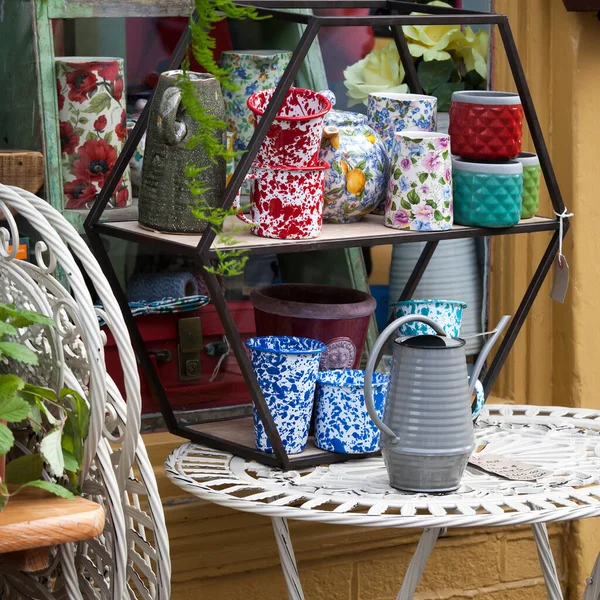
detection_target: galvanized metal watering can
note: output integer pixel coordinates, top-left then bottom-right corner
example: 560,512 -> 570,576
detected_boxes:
364,314 -> 510,493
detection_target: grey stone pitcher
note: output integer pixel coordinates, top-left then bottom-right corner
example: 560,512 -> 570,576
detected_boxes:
364,314 -> 509,493
138,70 -> 226,233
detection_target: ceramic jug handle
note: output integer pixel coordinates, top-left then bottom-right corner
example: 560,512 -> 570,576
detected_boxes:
158,86 -> 187,146
233,173 -> 260,226
364,315 -> 447,444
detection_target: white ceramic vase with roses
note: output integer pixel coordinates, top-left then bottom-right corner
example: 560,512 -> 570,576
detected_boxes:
56,57 -> 132,210
385,131 -> 452,231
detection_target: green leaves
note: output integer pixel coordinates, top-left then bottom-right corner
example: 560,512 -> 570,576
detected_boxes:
0,342 -> 38,365
0,304 -> 54,328
418,59 -> 454,94
40,428 -> 64,477
400,199 -> 412,210
434,210 -> 445,222
0,423 -> 14,456
16,480 -> 74,500
0,395 -> 29,423
418,173 -> 429,184
83,93 -> 112,114
5,454 -> 44,484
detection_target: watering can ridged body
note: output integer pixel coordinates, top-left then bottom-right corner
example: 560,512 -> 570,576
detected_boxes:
364,314 -> 510,493
382,337 -> 474,492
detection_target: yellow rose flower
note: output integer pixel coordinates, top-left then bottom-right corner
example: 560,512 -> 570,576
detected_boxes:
343,41 -> 409,107
402,1 -> 464,62
453,27 -> 489,79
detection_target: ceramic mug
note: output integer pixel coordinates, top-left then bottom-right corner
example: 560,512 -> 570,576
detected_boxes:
314,370 -> 390,454
385,131 -> 452,231
392,299 -> 467,337
449,91 -> 524,160
246,336 -> 326,454
247,87 -> 332,167
234,162 -> 328,240
453,158 -> 523,227
367,92 -> 437,155
515,152 -> 541,219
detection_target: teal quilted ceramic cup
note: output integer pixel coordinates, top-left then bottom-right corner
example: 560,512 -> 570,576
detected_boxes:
452,159 -> 523,228
515,152 -> 541,219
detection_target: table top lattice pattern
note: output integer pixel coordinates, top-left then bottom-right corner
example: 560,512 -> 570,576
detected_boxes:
165,405 -> 600,529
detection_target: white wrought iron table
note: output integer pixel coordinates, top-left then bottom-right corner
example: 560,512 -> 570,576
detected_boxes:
165,405 -> 600,600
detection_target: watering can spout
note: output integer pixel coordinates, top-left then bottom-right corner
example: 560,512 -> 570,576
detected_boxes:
468,315 -> 511,395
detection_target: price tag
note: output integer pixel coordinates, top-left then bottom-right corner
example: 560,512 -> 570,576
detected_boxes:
469,453 -> 551,481
550,254 -> 569,303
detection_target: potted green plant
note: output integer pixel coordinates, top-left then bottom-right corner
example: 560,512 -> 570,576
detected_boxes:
0,303 -> 88,511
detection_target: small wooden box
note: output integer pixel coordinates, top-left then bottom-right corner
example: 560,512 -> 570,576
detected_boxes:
0,150 -> 44,193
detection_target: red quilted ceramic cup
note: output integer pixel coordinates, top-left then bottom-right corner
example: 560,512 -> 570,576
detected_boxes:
448,91 -> 524,160
247,87 -> 331,167
234,162 -> 328,240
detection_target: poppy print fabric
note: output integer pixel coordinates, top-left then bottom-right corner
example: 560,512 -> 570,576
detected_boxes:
56,57 -> 132,209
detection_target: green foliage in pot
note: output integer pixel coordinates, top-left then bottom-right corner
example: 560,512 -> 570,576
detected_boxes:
178,0 -> 269,277
0,304 -> 89,511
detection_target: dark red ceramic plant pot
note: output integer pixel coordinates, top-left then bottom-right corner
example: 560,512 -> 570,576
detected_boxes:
250,284 -> 376,370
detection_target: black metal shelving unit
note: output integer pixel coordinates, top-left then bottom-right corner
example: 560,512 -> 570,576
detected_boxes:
83,1 -> 570,470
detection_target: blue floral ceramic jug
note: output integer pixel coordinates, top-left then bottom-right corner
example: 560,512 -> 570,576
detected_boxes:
364,314 -> 510,493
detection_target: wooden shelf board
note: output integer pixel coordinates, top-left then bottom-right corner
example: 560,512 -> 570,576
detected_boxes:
0,490 -> 105,554
96,214 -> 559,257
186,416 -> 378,467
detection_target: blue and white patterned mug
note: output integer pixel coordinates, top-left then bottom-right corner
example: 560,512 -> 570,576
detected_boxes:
246,336 -> 326,454
367,92 -> 437,155
315,370 -> 389,454
392,299 -> 466,337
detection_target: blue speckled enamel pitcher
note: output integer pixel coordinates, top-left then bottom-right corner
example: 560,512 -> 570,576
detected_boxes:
364,314 -> 509,493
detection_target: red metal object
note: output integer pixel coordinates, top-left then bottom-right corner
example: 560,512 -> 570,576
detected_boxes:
250,284 -> 376,370
103,301 -> 255,414
449,100 -> 524,160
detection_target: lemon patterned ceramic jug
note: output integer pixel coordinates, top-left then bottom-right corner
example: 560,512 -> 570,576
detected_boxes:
319,105 -> 389,224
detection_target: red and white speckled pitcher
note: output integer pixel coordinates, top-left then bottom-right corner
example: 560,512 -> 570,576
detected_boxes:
234,162 -> 328,240
247,87 -> 332,167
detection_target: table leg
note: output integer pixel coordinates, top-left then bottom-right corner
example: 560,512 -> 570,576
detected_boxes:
272,517 -> 305,600
396,528 -> 442,600
532,523 -> 563,600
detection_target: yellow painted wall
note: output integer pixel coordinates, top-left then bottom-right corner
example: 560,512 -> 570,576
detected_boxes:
143,1 -> 600,597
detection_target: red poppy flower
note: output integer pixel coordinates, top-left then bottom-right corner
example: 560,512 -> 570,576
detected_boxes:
60,121 -> 80,155
115,184 -> 129,207
56,79 -> 64,111
113,77 -> 124,102
72,139 -> 117,184
98,61 -> 119,82
65,69 -> 97,103
115,109 -> 127,142
64,179 -> 97,209
94,116 -> 107,132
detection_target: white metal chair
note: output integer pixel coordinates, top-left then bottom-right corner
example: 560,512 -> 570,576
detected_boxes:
0,184 -> 171,599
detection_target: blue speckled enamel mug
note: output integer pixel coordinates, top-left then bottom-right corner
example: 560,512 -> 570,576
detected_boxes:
392,299 -> 467,337
315,370 -> 389,454
246,336 -> 326,454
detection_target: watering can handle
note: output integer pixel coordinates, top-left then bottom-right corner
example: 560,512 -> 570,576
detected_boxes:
364,315 -> 447,444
